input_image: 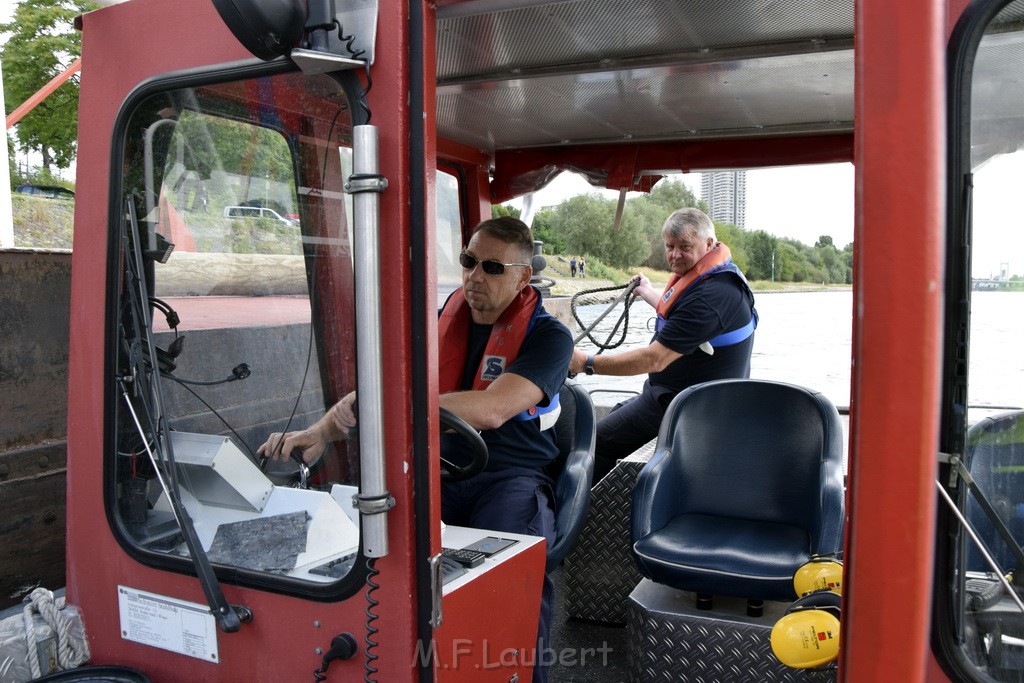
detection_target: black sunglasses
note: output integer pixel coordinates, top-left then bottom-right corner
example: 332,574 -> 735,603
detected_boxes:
459,252 -> 531,276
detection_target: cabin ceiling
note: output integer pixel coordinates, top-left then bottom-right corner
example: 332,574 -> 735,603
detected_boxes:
435,0 -> 856,153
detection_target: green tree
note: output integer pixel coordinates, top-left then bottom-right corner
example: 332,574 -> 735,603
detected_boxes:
1,0 -> 97,174
551,193 -> 649,268
714,222 -> 750,274
530,208 -> 565,253
745,230 -> 778,281
645,178 -> 701,212
490,204 -> 566,253
491,204 -> 520,219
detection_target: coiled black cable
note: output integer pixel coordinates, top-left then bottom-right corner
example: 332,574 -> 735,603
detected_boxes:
363,558 -> 381,682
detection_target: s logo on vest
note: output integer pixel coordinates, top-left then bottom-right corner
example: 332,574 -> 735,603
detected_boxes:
482,356 -> 506,381
662,287 -> 674,303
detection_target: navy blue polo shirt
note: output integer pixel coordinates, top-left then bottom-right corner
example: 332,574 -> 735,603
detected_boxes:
442,311 -> 573,471
648,271 -> 756,405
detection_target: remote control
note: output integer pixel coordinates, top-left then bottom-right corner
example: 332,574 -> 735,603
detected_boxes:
442,547 -> 485,568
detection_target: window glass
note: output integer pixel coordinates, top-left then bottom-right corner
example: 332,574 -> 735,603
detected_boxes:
436,168 -> 463,298
956,1 -> 1024,676
112,70 -> 362,588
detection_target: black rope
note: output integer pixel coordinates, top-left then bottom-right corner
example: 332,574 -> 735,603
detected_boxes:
570,281 -> 640,351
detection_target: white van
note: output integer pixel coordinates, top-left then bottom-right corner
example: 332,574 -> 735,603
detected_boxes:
223,205 -> 297,225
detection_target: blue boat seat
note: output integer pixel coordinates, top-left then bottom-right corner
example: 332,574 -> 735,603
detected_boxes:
544,378 -> 596,572
630,378 -> 845,602
964,410 -> 1024,574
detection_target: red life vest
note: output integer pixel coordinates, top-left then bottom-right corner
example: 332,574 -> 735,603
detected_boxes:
437,286 -> 561,427
656,242 -> 733,319
438,285 -> 542,392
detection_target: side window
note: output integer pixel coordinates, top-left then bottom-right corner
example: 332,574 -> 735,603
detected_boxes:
436,167 -> 463,298
947,0 -> 1024,677
111,70 -> 362,591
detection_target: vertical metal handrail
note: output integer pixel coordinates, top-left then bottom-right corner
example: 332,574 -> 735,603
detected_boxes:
348,124 -> 393,557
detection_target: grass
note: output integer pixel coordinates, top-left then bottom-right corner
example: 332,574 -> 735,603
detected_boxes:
10,194 -> 75,250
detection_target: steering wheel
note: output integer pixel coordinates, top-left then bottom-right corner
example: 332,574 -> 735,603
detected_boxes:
439,407 -> 488,481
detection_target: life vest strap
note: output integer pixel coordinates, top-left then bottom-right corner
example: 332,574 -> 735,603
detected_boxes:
510,392 -> 561,431
708,315 -> 756,347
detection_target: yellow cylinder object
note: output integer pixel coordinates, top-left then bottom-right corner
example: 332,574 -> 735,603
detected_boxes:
793,558 -> 843,596
770,610 -> 841,669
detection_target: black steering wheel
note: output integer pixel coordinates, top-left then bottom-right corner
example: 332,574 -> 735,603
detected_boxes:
439,407 -> 488,481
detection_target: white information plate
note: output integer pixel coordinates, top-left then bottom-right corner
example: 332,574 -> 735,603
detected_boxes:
117,586 -> 219,663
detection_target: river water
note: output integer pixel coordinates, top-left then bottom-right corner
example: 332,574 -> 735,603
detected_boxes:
572,289 -> 1024,417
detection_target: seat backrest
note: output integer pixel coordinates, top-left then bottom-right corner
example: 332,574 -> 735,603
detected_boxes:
543,379 -> 596,572
633,378 -> 845,554
965,410 -> 1024,573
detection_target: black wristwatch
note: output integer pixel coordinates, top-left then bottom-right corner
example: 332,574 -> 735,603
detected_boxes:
584,354 -> 595,375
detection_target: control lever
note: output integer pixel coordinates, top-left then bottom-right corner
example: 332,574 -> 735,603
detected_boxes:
291,450 -> 310,489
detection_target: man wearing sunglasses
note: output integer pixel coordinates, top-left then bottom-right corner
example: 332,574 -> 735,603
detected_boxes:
259,216 -> 571,682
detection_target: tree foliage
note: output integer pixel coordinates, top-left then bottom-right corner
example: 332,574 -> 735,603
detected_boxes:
550,193 -> 650,269
1,0 -> 97,173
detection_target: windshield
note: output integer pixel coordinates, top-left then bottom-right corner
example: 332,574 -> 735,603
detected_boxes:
946,0 -> 1024,678
110,68 -> 364,592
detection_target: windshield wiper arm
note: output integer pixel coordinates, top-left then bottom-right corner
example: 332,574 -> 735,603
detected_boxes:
120,196 -> 243,633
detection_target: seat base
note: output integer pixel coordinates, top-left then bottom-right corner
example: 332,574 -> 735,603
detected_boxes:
626,579 -> 836,683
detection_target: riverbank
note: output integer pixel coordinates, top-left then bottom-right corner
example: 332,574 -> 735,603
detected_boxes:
544,255 -> 850,297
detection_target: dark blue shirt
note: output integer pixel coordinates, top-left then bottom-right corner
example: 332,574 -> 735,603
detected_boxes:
442,310 -> 573,471
648,271 -> 757,405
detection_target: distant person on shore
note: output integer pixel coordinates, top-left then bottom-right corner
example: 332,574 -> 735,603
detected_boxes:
570,256 -> 578,277
568,208 -> 758,481
578,257 -> 585,277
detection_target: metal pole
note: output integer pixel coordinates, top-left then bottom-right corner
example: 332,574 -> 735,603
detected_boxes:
350,124 -> 392,557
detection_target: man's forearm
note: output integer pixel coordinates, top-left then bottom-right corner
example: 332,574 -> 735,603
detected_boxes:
577,342 -> 681,376
439,391 -> 503,431
589,346 -> 662,376
314,400 -> 354,442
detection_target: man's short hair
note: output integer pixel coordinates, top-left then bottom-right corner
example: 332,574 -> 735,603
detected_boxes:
473,216 -> 535,260
663,208 -> 716,242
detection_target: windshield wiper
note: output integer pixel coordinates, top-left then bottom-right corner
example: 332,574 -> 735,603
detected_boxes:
119,196 -> 243,633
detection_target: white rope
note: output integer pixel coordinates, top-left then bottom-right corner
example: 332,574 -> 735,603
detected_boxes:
21,588 -> 91,677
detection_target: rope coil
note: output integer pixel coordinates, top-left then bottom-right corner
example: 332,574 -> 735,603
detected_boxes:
21,588 -> 91,678
570,280 -> 641,351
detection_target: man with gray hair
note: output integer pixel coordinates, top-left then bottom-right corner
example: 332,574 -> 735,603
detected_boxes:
569,207 -> 757,481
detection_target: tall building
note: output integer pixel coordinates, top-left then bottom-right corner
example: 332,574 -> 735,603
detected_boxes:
700,171 -> 747,228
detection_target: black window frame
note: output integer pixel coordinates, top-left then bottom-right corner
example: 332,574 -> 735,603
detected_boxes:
103,58 -> 368,603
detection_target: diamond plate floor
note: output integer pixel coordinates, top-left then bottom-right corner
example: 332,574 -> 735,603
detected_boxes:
549,565 -> 631,682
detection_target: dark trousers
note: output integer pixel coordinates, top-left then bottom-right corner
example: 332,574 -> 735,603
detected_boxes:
441,468 -> 556,683
594,388 -> 668,481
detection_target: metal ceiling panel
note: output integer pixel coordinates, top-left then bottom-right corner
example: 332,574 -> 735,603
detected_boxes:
437,0 -> 852,80
435,0 -> 855,152
437,49 -> 853,150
